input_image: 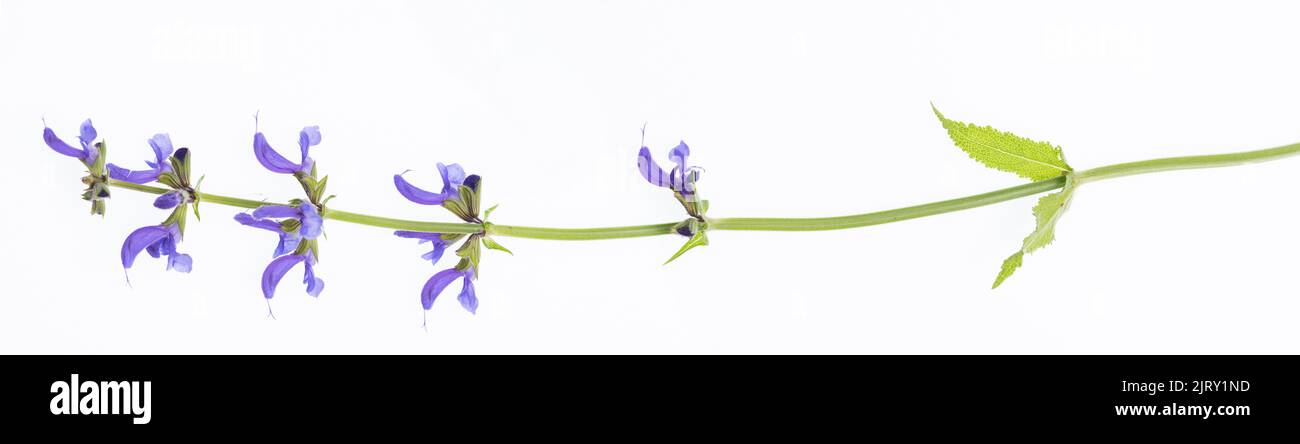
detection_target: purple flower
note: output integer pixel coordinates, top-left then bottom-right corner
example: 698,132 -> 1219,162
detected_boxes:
234,202 -> 322,257
236,202 -> 325,299
253,123 -> 321,175
421,268 -> 477,314
154,191 -> 185,209
637,140 -> 700,200
394,163 -> 467,206
261,253 -> 324,299
394,231 -> 449,266
107,134 -> 174,184
120,223 -> 192,273
42,118 -> 99,164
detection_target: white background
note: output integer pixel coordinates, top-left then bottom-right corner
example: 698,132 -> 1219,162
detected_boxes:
3,0 -> 1300,354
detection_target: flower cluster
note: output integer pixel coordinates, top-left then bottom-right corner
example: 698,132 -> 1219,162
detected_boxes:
236,203 -> 325,299
42,115 -> 711,324
237,123 -> 330,311
115,135 -> 201,278
43,119 -> 109,215
394,163 -> 511,323
637,129 -> 711,263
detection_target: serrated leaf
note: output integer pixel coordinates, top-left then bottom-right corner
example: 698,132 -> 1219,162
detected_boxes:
482,236 -> 513,255
991,176 -> 1076,288
664,230 -> 708,265
932,104 -> 1072,181
1022,178 -> 1074,253
992,251 -> 1023,289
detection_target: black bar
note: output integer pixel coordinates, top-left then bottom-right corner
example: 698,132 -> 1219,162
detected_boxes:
0,356 -> 1291,428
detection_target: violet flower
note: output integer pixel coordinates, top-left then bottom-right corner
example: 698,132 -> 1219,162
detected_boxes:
637,140 -> 701,201
393,162 -> 467,206
42,118 -> 99,164
120,223 -> 192,274
394,231 -> 450,266
253,124 -> 321,175
43,118 -> 111,215
235,202 -> 325,298
153,189 -> 185,210
421,268 -> 477,315
107,134 -> 174,184
261,252 -> 324,299
393,161 -> 494,320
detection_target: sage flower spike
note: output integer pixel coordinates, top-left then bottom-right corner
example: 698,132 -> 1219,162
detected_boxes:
43,118 -> 99,164
393,162 -> 494,321
107,134 -> 174,184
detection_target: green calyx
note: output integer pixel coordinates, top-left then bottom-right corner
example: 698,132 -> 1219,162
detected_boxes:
443,175 -> 484,224
81,141 -> 110,216
662,183 -> 711,264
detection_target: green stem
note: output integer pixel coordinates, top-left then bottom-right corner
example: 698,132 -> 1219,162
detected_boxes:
1075,141 -> 1300,182
486,222 -> 679,240
105,139 -> 1300,240
710,178 -> 1066,232
108,179 -> 482,234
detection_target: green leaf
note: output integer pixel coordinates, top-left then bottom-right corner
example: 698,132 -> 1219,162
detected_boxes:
664,230 -> 708,265
481,236 -> 513,255
1021,178 -> 1074,253
991,176 -> 1076,288
932,104 -> 1072,181
483,204 -> 499,221
992,251 -> 1023,289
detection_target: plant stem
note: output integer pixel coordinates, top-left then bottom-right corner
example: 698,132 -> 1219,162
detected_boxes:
108,179 -> 482,234
105,139 -> 1300,240
709,178 -> 1066,232
486,222 -> 680,240
1075,141 -> 1300,182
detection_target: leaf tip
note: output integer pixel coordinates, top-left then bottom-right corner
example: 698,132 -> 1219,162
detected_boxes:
992,251 -> 1024,289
